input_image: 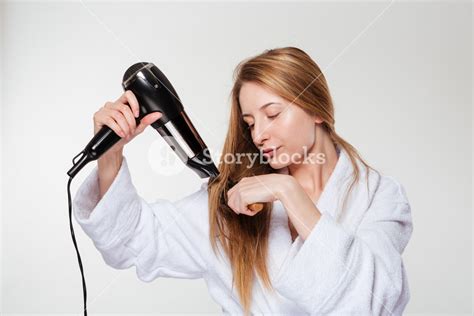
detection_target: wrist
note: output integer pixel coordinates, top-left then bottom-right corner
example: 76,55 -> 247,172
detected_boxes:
277,175 -> 297,203
98,151 -> 123,168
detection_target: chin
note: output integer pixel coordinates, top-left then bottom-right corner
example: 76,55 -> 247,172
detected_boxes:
268,161 -> 284,170
268,149 -> 304,170
267,156 -> 291,170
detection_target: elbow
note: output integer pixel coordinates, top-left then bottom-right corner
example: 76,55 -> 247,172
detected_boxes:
370,260 -> 410,316
385,262 -> 410,316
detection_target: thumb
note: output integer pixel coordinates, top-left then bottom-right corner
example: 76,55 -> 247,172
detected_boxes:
137,112 -> 163,132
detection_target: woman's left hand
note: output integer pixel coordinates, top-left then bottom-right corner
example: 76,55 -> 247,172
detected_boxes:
227,173 -> 293,216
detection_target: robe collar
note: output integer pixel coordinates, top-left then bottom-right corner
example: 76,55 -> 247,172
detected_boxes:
271,143 -> 381,250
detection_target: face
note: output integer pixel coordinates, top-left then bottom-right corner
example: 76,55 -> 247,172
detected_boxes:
239,81 -> 322,169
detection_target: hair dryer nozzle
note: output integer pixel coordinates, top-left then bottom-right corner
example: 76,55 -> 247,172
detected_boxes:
187,150 -> 219,178
154,109 -> 219,179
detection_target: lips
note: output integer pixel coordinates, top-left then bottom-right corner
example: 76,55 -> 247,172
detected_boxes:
261,147 -> 280,157
262,147 -> 279,153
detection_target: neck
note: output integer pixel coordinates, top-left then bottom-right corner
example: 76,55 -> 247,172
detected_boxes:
288,125 -> 339,201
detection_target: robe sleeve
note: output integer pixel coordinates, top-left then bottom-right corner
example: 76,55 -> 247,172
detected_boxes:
273,177 -> 413,315
72,155 -> 209,281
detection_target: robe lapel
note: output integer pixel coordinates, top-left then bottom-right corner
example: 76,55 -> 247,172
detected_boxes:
267,145 -> 381,281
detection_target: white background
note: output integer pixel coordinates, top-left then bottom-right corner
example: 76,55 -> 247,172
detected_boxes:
1,0 -> 472,315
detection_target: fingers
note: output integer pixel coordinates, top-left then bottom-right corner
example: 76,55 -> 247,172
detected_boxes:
227,186 -> 258,216
226,189 -> 239,215
136,112 -> 163,134
103,98 -> 138,137
95,91 -> 162,141
103,106 -> 132,137
116,90 -> 140,118
115,102 -> 137,136
97,105 -> 162,139
227,184 -> 241,215
94,108 -> 126,138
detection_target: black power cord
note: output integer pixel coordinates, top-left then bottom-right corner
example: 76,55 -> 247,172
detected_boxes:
68,151 -> 88,315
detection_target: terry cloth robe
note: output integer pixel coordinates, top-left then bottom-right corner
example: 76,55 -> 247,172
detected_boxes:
73,145 -> 413,315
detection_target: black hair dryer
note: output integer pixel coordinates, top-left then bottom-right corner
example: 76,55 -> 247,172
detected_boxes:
67,62 -> 219,179
66,63 -> 262,316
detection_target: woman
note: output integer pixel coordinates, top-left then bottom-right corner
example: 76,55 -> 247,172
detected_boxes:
74,47 -> 413,315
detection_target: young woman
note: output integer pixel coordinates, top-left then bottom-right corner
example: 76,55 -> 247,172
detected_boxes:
74,47 -> 413,315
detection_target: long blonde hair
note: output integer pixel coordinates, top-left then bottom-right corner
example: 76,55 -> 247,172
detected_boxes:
208,46 -> 376,314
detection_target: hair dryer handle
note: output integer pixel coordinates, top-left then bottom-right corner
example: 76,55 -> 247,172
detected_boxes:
66,124 -> 127,178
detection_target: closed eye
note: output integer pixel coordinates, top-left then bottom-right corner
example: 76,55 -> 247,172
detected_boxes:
246,113 -> 280,130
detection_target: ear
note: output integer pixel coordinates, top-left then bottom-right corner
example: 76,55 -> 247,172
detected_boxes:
314,115 -> 324,124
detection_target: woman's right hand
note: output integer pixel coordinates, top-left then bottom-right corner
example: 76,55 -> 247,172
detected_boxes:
93,90 -> 163,154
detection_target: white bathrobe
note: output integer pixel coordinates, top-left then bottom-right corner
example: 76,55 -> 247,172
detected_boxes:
73,146 -> 413,315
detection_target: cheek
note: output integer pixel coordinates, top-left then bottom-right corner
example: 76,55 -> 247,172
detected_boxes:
272,108 -> 316,150
279,120 -> 315,151
286,137 -> 313,156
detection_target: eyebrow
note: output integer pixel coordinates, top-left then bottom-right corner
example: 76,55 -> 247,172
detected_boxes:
242,102 -> 281,118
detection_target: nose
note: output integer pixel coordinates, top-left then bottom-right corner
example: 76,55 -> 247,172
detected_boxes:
252,120 -> 270,147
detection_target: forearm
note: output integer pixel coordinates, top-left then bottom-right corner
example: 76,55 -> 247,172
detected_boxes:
98,151 -> 124,199
277,179 -> 321,241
